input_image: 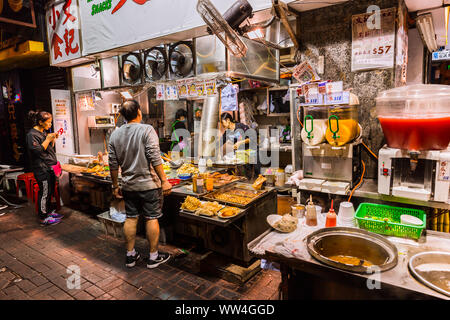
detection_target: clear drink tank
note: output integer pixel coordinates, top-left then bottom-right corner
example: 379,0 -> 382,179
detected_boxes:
376,85 -> 450,152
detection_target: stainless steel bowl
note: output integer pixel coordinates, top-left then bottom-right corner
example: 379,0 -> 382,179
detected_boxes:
306,227 -> 398,273
409,251 -> 450,297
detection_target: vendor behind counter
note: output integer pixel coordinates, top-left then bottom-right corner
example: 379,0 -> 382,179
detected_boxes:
220,113 -> 260,180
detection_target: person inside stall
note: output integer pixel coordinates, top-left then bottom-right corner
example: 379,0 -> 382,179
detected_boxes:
170,109 -> 189,152
220,113 -> 260,179
220,112 -> 250,151
26,111 -> 64,226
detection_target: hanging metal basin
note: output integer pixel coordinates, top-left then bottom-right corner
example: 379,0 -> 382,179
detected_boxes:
408,251 -> 450,297
306,227 -> 398,273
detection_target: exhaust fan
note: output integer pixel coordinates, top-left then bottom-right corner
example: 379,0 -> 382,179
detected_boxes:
196,0 -> 252,58
169,42 -> 194,78
196,0 -> 299,58
144,46 -> 168,81
121,53 -> 143,85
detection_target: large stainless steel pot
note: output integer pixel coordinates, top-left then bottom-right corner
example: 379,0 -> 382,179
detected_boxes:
306,227 -> 398,273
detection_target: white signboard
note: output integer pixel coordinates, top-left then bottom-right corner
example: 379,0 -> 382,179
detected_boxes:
51,90 -> 75,158
78,0 -> 276,56
156,84 -> 165,100
46,0 -> 82,65
432,50 -> 450,61
351,8 -> 396,72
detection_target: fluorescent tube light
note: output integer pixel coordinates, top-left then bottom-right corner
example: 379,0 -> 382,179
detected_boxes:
417,13 -> 438,52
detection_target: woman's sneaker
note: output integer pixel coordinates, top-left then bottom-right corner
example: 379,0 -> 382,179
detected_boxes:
125,251 -> 141,268
146,252 -> 171,269
40,217 -> 61,226
49,210 -> 64,219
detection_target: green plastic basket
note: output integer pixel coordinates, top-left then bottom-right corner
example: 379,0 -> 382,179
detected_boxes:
355,203 -> 426,240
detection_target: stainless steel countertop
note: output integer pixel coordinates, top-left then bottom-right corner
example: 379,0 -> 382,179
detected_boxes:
263,230 -> 450,299
298,178 -> 450,210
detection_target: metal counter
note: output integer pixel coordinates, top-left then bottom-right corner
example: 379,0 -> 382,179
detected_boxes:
249,228 -> 450,299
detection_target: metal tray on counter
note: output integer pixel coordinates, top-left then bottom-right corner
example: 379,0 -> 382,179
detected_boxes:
212,176 -> 247,189
171,183 -> 211,197
81,172 -> 111,180
179,206 -> 246,226
201,182 -> 271,208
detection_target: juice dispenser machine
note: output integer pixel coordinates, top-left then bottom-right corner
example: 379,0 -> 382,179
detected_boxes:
376,85 -> 450,202
290,83 -> 362,195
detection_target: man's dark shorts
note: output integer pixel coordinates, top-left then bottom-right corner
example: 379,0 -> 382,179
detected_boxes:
122,188 -> 163,220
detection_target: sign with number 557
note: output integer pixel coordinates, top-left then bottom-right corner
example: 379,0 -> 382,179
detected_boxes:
351,8 -> 396,72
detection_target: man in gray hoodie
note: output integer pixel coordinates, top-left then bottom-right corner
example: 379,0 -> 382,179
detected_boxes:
109,100 -> 172,268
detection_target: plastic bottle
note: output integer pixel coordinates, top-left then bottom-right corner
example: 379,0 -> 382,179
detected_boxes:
325,199 -> 337,227
306,195 -> 317,226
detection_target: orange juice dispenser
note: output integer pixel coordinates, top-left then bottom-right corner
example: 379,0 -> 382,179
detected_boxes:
326,104 -> 361,147
298,85 -> 363,195
377,85 -> 450,202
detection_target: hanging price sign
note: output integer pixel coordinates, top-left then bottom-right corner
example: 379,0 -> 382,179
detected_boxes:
351,8 -> 396,72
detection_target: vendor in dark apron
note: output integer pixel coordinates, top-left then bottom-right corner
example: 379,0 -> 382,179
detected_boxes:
170,109 -> 188,152
220,113 -> 260,180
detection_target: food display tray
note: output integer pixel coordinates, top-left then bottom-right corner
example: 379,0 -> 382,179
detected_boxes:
179,206 -> 246,226
201,182 -> 271,208
171,183 -> 211,197
213,176 -> 247,189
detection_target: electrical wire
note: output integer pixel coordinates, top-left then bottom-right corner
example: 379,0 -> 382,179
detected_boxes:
296,105 -> 303,128
348,159 -> 365,203
361,140 -> 378,160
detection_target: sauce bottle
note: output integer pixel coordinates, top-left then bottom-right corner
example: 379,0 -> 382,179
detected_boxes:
306,195 -> 317,226
192,175 -> 198,193
196,176 -> 204,194
325,199 -> 337,227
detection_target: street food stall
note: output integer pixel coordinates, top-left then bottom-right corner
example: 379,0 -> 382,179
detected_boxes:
38,0 -> 450,297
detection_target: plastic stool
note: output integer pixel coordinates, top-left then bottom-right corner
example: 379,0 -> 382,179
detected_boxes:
33,181 -> 61,214
16,173 -> 34,199
3,171 -> 24,194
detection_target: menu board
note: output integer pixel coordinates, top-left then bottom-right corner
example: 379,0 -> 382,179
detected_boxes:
351,7 -> 396,72
177,79 -> 188,98
186,78 -> 197,98
156,84 -> 165,100
78,92 -> 95,111
205,79 -> 217,96
165,84 -> 178,100
196,80 -> 206,97
51,89 -> 75,159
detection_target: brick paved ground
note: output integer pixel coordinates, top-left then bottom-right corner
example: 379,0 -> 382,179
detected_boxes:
0,204 -> 280,300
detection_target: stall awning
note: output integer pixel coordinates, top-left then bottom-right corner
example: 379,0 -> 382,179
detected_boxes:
0,41 -> 49,72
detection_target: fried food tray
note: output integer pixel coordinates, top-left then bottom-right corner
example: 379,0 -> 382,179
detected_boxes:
201,182 -> 270,208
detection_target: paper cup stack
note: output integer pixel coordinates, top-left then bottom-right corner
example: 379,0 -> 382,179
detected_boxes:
338,202 -> 356,227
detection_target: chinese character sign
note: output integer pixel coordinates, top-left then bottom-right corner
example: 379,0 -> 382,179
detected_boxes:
51,90 -> 75,159
351,8 -> 396,72
46,0 -> 82,65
